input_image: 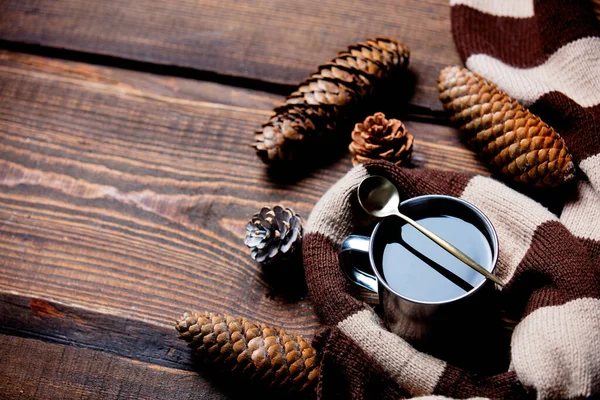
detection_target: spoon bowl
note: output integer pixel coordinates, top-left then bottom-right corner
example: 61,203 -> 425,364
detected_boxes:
357,176 -> 401,218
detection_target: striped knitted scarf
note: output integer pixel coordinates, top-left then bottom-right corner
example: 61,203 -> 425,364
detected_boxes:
303,1 -> 600,399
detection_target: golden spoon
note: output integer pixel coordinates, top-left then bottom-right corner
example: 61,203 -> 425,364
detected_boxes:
357,176 -> 505,287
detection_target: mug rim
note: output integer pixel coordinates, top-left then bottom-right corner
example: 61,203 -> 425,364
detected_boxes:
368,194 -> 499,306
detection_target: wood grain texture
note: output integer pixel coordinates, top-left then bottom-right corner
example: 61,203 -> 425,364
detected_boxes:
0,51 -> 484,340
0,334 -> 231,400
0,0 -> 460,110
0,292 -> 195,370
0,51 -> 323,337
0,293 -> 315,399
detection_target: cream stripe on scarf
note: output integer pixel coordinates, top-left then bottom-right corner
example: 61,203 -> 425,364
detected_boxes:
460,176 -> 557,283
511,298 -> 600,399
305,164 -> 369,245
561,181 -> 600,241
466,37 -> 600,108
338,309 -> 447,397
580,153 -> 600,191
449,0 -> 533,18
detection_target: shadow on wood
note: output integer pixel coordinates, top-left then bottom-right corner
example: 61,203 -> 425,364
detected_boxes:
259,256 -> 309,303
189,356 -> 314,400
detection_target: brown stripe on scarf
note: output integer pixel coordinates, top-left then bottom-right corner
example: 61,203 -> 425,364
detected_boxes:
506,220 -> 600,319
365,160 -> 474,199
303,232 -> 369,325
534,0 -> 600,55
581,237 -> 600,266
451,4 -> 545,66
529,95 -> 600,164
451,0 -> 600,67
434,368 -> 526,399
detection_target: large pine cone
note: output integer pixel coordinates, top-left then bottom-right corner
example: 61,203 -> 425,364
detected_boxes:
176,311 -> 319,394
254,38 -> 410,163
245,206 -> 303,265
349,112 -> 414,166
438,66 -> 575,187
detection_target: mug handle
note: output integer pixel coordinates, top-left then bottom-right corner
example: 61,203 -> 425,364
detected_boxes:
339,235 -> 378,293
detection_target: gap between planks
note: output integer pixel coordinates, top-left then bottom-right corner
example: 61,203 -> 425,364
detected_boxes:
0,40 -> 450,125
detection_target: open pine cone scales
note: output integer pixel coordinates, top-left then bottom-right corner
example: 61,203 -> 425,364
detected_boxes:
245,206 -> 303,265
255,38 -> 410,163
349,112 -> 414,166
176,311 -> 319,394
438,66 -> 575,187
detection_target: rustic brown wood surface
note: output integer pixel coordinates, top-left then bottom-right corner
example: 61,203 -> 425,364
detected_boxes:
0,0 -> 460,110
0,335 -> 232,399
0,1 -> 489,398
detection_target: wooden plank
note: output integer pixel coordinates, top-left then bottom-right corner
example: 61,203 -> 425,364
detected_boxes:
0,51 -> 323,337
0,334 -> 233,400
0,51 -> 484,339
0,292 -> 195,370
0,293 -> 308,399
0,0 -> 460,110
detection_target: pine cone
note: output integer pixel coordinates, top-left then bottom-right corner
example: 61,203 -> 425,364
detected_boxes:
245,206 -> 303,265
254,38 -> 410,163
176,311 -> 319,394
438,66 -> 575,187
349,112 -> 414,166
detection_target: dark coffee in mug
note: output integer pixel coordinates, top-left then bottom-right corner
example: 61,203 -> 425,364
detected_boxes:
370,200 -> 495,304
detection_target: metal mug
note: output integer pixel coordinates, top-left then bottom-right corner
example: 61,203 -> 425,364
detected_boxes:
339,194 -> 499,350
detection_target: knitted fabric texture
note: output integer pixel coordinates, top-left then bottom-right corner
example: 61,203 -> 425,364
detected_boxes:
303,1 -> 600,399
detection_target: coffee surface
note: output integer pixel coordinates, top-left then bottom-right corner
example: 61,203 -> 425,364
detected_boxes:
380,215 -> 492,303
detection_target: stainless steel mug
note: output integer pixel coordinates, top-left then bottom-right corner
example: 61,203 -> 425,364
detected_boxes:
339,194 -> 499,351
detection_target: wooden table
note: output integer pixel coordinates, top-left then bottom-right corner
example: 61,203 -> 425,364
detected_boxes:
0,0 -> 506,398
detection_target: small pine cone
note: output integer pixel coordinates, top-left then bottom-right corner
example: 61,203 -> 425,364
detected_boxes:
349,112 -> 414,166
176,311 -> 319,394
254,38 -> 410,163
245,206 -> 303,265
438,66 -> 575,187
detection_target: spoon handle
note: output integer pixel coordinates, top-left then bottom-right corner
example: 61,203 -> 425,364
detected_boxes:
394,212 -> 506,287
